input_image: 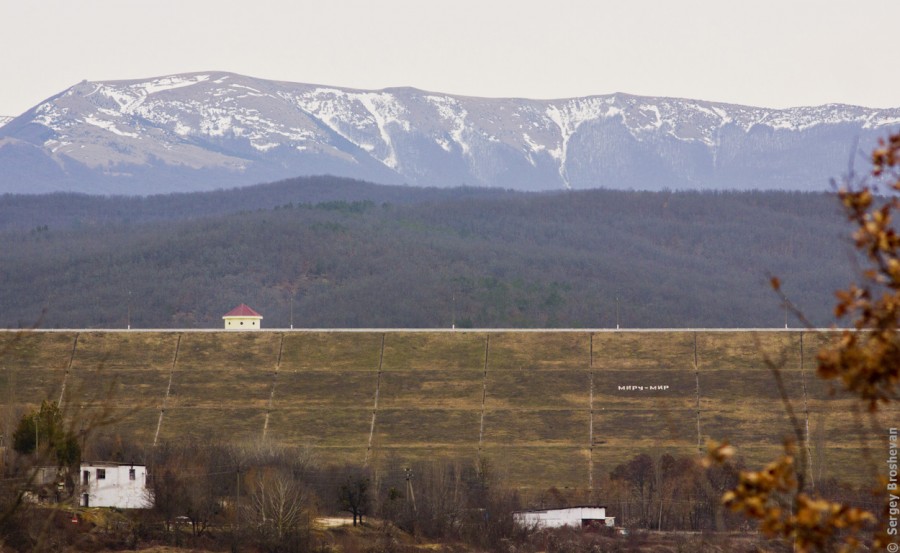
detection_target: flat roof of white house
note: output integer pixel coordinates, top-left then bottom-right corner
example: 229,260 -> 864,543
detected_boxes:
515,505 -> 610,513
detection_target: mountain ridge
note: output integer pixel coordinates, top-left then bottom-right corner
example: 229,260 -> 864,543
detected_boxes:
2,71 -> 899,195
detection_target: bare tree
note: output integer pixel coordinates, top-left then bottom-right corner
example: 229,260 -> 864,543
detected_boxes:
244,468 -> 310,541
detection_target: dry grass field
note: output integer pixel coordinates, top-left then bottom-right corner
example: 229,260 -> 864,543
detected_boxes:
1,329 -> 895,492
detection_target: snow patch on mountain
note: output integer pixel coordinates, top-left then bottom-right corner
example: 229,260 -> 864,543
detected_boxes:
426,95 -> 471,155
0,116 -> 12,128
522,133 -> 545,153
355,92 -> 407,169
198,109 -> 234,137
33,101 -> 70,131
4,71 -> 900,195
290,88 -> 369,144
138,74 -> 210,95
83,114 -> 138,138
288,87 -> 411,170
545,99 -> 608,187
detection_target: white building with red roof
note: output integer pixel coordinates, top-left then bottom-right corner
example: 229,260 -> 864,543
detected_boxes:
222,304 -> 263,330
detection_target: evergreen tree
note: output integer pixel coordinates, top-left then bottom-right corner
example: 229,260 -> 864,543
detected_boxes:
12,400 -> 80,467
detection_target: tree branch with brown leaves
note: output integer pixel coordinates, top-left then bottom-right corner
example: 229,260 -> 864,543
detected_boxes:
816,133 -> 900,409
708,132 -> 900,552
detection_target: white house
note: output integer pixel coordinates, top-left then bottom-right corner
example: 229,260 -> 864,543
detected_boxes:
513,506 -> 614,529
80,463 -> 152,508
222,303 -> 263,330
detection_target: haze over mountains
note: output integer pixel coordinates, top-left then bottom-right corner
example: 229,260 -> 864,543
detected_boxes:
2,72 -> 899,195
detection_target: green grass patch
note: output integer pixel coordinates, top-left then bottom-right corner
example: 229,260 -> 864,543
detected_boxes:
274,370 -> 377,408
730,444 -> 883,486
378,370 -> 483,409
281,332 -> 382,371
807,400 -> 893,442
373,408 -> 481,446
593,409 -> 697,446
382,332 -> 486,371
482,409 -> 588,445
592,331 -> 694,370
70,405 -> 160,443
0,331 -> 76,370
4,367 -> 64,405
367,445 -> 480,471
489,332 -> 589,370
65,368 -> 170,407
486,369 -> 589,410
806,445 -> 885,486
160,406 -> 267,442
699,368 -> 808,402
176,332 -> 282,371
701,408 -> 801,445
71,332 -> 178,370
306,446 -> 369,467
696,331 -> 799,371
169,368 -> 271,408
481,446 -> 589,490
800,331 -> 842,357
266,408 -> 373,447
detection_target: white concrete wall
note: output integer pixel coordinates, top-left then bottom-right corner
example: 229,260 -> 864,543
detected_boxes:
81,465 -> 152,508
223,316 -> 262,329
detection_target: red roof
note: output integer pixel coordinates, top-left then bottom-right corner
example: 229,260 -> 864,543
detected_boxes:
222,304 -> 263,318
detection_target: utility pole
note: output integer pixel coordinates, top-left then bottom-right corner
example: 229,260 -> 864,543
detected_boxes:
404,467 -> 417,513
451,292 -> 456,330
236,466 -> 242,529
231,464 -> 242,553
290,291 -> 294,330
127,290 -> 132,330
616,296 -> 620,330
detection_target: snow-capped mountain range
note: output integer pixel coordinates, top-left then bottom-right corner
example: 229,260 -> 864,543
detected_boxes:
1,71 -> 899,195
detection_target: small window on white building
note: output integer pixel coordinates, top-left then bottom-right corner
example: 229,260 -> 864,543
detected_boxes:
129,468 -> 136,481
97,469 -> 106,480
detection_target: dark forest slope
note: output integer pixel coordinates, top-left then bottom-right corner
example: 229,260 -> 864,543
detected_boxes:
0,183 -> 855,329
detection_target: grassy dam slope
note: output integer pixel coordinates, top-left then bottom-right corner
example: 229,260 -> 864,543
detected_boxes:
1,330 -> 894,490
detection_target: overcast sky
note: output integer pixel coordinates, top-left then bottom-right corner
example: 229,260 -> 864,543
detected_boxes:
1,0 -> 897,116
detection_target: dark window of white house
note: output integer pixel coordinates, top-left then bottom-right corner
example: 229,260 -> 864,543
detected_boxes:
129,468 -> 136,480
97,469 -> 106,480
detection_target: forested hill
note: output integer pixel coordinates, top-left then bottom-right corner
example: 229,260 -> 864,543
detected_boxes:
0,183 -> 856,329
0,175 -> 515,232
